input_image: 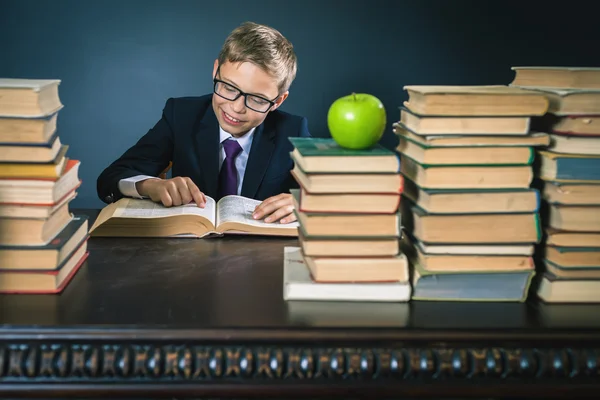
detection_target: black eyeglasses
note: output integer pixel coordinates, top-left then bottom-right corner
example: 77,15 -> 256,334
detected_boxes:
213,66 -> 279,113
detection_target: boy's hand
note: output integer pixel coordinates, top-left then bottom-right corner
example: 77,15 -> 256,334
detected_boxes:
252,193 -> 296,224
137,177 -> 206,208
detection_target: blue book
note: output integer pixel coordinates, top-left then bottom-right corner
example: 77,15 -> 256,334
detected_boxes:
411,257 -> 535,302
538,150 -> 600,182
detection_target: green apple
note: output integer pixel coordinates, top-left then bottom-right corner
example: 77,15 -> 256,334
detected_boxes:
327,93 -> 387,150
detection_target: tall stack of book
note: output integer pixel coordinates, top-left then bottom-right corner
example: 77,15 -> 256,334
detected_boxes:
510,67 -> 600,303
394,85 -> 551,302
0,78 -> 88,294
282,137 -> 410,302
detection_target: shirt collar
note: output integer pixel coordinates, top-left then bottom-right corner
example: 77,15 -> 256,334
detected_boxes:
219,126 -> 255,155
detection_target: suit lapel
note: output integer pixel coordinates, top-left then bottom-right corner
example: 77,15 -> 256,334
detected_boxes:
241,122 -> 276,199
195,105 -> 220,198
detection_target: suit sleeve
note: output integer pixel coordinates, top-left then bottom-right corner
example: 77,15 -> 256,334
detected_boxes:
96,98 -> 175,203
299,116 -> 311,138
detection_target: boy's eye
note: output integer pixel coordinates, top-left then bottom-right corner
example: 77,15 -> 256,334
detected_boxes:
223,84 -> 238,93
249,96 -> 268,105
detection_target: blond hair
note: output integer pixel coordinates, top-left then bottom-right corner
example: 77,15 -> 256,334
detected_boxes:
218,22 -> 297,94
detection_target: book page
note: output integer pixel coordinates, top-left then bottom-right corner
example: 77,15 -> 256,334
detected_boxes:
0,78 -> 61,89
216,195 -> 299,229
113,197 -> 216,224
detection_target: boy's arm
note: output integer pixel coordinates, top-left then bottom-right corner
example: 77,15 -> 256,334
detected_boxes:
96,99 -> 175,204
252,116 -> 311,223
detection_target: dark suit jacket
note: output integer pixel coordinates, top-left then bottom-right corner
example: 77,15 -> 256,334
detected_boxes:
97,94 -> 311,204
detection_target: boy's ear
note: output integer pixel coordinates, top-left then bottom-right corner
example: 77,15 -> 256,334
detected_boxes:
212,59 -> 219,78
271,91 -> 289,110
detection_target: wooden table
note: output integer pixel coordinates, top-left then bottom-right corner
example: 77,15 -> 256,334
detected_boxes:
1,209 -> 599,398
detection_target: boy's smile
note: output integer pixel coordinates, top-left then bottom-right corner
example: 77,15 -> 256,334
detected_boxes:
211,60 -> 288,137
221,109 -> 245,126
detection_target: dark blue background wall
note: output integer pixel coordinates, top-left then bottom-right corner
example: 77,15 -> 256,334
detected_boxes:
1,0 -> 599,208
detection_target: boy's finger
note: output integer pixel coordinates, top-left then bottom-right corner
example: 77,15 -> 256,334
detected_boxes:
167,184 -> 182,206
186,179 -> 206,207
160,191 -> 173,207
280,212 -> 297,224
254,193 -> 285,211
264,205 -> 294,223
255,199 -> 290,219
253,201 -> 279,219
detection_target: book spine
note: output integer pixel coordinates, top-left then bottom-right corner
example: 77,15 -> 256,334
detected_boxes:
526,147 -> 535,165
534,213 -> 542,244
520,271 -> 536,302
557,158 -> 600,181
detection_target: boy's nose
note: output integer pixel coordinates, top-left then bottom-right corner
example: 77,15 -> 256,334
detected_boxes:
231,96 -> 246,113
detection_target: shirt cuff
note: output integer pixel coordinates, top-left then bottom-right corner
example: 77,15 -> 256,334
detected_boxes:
118,175 -> 156,199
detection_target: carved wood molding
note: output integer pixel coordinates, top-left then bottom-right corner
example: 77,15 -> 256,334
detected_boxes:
0,343 -> 598,381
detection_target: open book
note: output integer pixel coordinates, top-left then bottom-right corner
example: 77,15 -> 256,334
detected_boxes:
89,195 -> 299,238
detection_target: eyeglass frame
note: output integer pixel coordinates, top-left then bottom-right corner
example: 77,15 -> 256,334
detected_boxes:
212,65 -> 280,113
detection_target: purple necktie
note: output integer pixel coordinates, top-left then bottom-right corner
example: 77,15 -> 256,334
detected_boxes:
218,139 -> 243,199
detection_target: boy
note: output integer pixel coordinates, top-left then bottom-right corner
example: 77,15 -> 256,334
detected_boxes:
96,21 -> 310,224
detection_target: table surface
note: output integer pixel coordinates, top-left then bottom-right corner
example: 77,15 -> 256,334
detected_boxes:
1,208 -> 599,333
1,209 -> 600,399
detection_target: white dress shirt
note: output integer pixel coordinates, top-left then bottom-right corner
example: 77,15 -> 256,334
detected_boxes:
118,126 -> 255,198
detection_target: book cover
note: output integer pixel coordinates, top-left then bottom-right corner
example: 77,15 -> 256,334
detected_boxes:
0,78 -> 61,90
289,137 -> 394,157
411,258 -> 535,302
538,151 -> 600,182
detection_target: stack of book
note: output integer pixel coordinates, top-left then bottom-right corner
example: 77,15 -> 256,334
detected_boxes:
282,137 -> 410,302
0,78 -> 88,294
510,67 -> 600,302
394,84 -> 551,302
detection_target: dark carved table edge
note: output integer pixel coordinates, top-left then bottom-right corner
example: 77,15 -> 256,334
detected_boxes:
2,326 -> 600,342
0,382 -> 599,398
1,327 -> 600,398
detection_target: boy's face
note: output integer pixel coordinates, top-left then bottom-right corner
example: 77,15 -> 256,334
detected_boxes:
212,60 -> 288,137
